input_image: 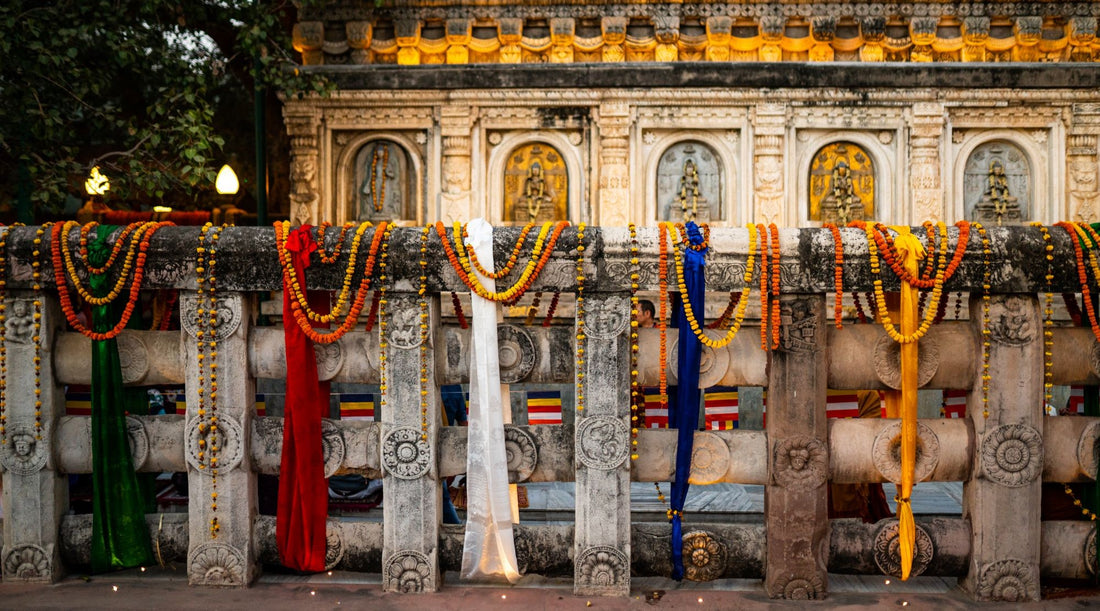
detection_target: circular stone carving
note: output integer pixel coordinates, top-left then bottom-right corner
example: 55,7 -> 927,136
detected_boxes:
116,333 -> 149,384
1087,529 -> 1097,577
3,544 -> 51,581
320,419 -> 346,478
671,340 -> 730,388
181,294 -> 242,342
872,421 -> 941,484
126,416 -> 149,471
873,520 -> 935,578
504,426 -> 538,483
873,335 -> 939,390
381,427 -> 432,480
385,550 -> 432,593
981,424 -> 1043,487
1089,342 -> 1100,379
188,542 -> 245,586
576,416 -> 630,470
682,530 -> 727,582
497,325 -> 536,384
576,546 -> 629,590
586,296 -> 631,339
185,417 -> 244,475
772,436 -> 827,488
689,432 -> 730,485
1077,421 -> 1100,480
313,342 -> 344,382
977,559 -> 1038,602
324,523 -> 344,571
774,574 -> 825,600
0,424 -> 48,476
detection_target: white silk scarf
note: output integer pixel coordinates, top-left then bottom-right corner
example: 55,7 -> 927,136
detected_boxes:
459,218 -> 521,583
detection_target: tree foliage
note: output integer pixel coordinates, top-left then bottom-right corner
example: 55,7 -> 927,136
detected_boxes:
0,0 -> 328,212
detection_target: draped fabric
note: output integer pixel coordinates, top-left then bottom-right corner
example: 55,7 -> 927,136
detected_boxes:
89,225 -> 154,573
460,219 -> 521,583
276,225 -> 328,572
670,222 -> 706,580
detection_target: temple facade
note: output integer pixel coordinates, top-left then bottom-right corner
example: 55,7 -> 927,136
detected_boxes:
285,1 -> 1100,229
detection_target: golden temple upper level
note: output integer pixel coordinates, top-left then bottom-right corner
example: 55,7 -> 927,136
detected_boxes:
294,1 -> 1100,65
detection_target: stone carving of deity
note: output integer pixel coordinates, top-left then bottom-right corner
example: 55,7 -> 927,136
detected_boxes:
356,140 -> 408,221
522,162 -> 553,220
504,143 -> 568,224
810,142 -> 874,224
964,142 -> 1029,225
657,141 -> 722,222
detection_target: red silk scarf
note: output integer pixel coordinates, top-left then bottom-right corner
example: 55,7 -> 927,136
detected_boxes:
276,225 -> 329,572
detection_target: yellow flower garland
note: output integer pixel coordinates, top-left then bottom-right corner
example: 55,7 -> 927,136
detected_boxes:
446,221 -> 562,303
865,222 -> 950,344
275,220 -> 372,323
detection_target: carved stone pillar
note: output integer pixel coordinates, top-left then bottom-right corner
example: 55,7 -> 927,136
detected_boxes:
909,103 -> 946,224
765,295 -> 829,599
1,292 -> 66,582
752,103 -> 786,225
381,293 -> 441,593
574,293 -> 631,597
284,108 -> 322,226
182,292 -> 258,586
446,19 -> 471,65
1069,104 -> 1100,222
962,294 -> 1042,602
440,106 -> 476,223
597,103 -> 631,227
602,17 -> 626,62
292,22 -> 324,65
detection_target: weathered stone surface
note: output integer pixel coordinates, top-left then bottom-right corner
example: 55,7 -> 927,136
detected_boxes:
59,513 -> 189,569
829,324 -> 973,390
253,515 -> 382,572
632,522 -> 766,580
1040,520 -> 1095,581
249,328 -> 380,384
830,418 -> 968,484
828,517 -> 969,577
54,330 -> 183,386
56,415 -> 186,474
438,424 -> 570,482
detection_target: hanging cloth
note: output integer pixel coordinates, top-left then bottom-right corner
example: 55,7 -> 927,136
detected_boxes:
276,225 -> 328,572
460,218 -> 521,583
669,221 -> 706,580
89,225 -> 154,573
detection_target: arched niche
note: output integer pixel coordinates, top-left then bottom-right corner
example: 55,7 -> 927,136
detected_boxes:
655,140 -> 725,223
962,140 -> 1032,224
794,131 -> 896,227
486,131 -> 584,225
336,133 -> 424,225
503,142 -> 569,223
951,130 -> 1050,224
808,141 -> 876,225
641,131 -> 740,226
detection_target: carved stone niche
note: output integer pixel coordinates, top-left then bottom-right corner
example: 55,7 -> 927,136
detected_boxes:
656,140 -> 725,223
347,137 -> 419,222
964,140 -> 1030,225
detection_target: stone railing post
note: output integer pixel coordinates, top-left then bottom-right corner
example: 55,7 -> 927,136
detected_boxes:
962,294 -> 1042,602
765,294 -> 829,599
182,292 -> 258,586
573,292 -> 632,597
380,292 -> 441,593
1,291 -> 66,582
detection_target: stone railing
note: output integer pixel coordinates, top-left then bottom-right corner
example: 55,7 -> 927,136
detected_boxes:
0,225 -> 1098,602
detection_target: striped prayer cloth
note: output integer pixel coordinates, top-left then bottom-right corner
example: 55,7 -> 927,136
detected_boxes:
942,389 -> 967,419
704,386 -> 739,430
759,389 -> 885,426
643,390 -> 669,428
64,389 -> 92,416
527,390 -> 563,425
1067,385 -> 1085,415
339,393 -> 376,420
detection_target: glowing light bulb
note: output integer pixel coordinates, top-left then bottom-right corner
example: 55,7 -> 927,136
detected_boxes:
215,164 -> 239,195
85,166 -> 110,196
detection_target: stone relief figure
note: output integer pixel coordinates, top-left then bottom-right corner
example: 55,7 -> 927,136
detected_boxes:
810,142 -> 874,224
354,139 -> 410,222
504,143 -> 568,224
5,299 -> 34,344
965,141 -> 1030,225
12,432 -> 35,458
657,141 -> 722,222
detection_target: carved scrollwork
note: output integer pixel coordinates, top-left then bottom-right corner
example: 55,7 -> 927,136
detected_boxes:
872,421 -> 940,483
576,545 -> 629,591
313,342 -> 344,382
181,293 -> 242,341
188,542 -> 246,586
116,333 -> 149,384
325,522 -> 344,571
186,417 -> 244,475
385,549 -> 432,593
770,573 -> 825,600
586,295 -> 630,339
321,419 -> 346,478
980,424 -> 1043,487
1077,421 -> 1100,480
873,335 -> 939,389
3,543 -> 51,581
772,435 -> 827,488
126,416 -> 149,471
873,519 -> 934,578
689,431 -> 730,485
0,424 -> 48,476
977,559 -> 1038,602
497,325 -> 536,383
576,416 -> 630,470
986,296 -> 1036,346
504,426 -> 538,483
682,530 -> 726,582
779,298 -> 818,353
382,427 -> 432,479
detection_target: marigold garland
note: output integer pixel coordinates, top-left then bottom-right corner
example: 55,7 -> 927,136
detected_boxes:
757,224 -> 770,351
1056,221 -> 1100,342
315,222 -> 356,264
852,291 -> 870,323
575,223 -> 587,413
79,222 -> 141,275
1063,484 -> 1099,521
864,221 -> 970,289
451,292 -> 468,330
1033,223 -> 1055,413
437,221 -> 568,304
364,291 -> 380,332
768,223 -> 781,350
824,223 -> 845,328
0,224 -> 10,444
864,222 -> 954,345
418,226 -> 431,441
524,292 -> 542,326
377,224 -> 393,412
541,290 -> 560,327
707,291 -> 742,330
628,223 -> 641,461
975,222 -> 992,419
461,222 -> 536,280
59,220 -> 160,306
195,222 -> 227,537
1064,292 -> 1083,327
657,224 -> 670,411
31,224 -> 46,439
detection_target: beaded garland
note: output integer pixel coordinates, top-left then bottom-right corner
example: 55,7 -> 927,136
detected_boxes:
628,223 -> 641,461
707,291 -> 742,330
757,224 -> 770,351
1057,221 -> 1100,342
0,224 -> 10,444
377,223 -> 393,413
541,290 -> 560,327
575,223 -> 586,413
768,224 -> 781,350
451,292 -> 468,330
60,220 -> 156,306
368,144 -> 390,213
315,222 -> 356,264
462,222 -> 535,280
524,292 -> 542,326
437,221 -> 568,304
824,223 -> 845,328
657,223 -> 670,412
418,226 -> 431,440
1033,223 -> 1055,414
975,222 -> 992,419
32,224 -> 47,439
79,222 -> 141,275
195,223 -> 227,537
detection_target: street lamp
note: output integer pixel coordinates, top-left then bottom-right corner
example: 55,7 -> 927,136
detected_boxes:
85,166 -> 110,196
215,164 -> 240,195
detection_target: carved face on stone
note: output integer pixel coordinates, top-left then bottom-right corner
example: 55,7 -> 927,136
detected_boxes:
788,446 -> 810,471
13,433 -> 34,457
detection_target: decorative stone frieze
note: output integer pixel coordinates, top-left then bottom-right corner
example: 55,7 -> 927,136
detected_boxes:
188,542 -> 247,586
3,544 -> 53,582
772,573 -> 825,600
385,549 -> 433,593
381,427 -> 433,480
575,416 -> 629,471
575,546 -> 629,593
977,558 -> 1039,602
980,424 -> 1043,488
186,416 -> 245,475
772,435 -> 828,488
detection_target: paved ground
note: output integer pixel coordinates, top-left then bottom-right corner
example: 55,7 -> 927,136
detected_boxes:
3,569 -> 1100,610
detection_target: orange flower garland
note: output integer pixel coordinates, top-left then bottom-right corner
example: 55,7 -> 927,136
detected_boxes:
0,224 -> 10,444
459,222 -> 536,280
864,221 -> 970,289
768,224 -> 781,350
31,224 -> 46,439
864,222 -> 952,344
53,221 -> 171,341
437,221 -> 568,304
79,222 -> 141,275
975,222 -> 992,418
575,223 -> 587,413
1056,221 -> 1100,342
1033,223 -> 1055,413
315,222 -> 357,264
378,223 -> 393,413
59,220 -> 160,306
757,224 -> 770,351
657,223 -> 670,412
824,223 -> 845,328
628,223 -> 641,461
542,290 -> 560,327
276,220 -> 372,323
